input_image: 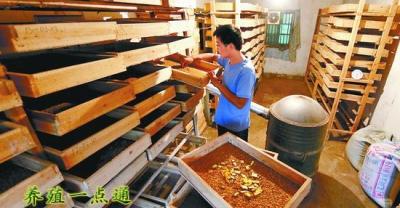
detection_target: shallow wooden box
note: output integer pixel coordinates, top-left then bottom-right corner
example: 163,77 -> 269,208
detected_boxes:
3,52 -> 124,98
123,85 -> 176,118
177,133 -> 312,208
137,102 -> 181,136
146,120 -> 183,161
62,130 -> 151,196
0,79 -> 22,111
73,152 -> 148,208
0,120 -> 36,163
175,108 -> 195,127
162,60 -> 210,88
108,62 -> 172,94
25,81 -> 135,136
0,154 -> 64,208
40,108 -> 140,170
171,88 -> 204,112
0,21 -> 116,54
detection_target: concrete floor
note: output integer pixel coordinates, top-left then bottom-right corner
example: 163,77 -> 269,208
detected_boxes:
201,74 -> 377,207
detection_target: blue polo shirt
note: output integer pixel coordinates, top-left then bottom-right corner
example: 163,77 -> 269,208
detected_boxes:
215,56 -> 256,132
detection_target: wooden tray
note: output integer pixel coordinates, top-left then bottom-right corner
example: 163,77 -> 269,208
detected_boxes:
0,79 -> 22,111
163,60 -> 209,88
62,130 -> 151,196
117,20 -> 195,40
171,88 -> 204,112
137,102 -> 181,136
25,81 -> 135,136
175,108 -> 195,127
178,133 -> 312,208
146,120 -> 183,161
3,52 -> 124,98
0,22 -> 116,54
0,154 -> 63,208
73,152 -> 148,208
40,108 -> 140,170
160,133 -> 207,159
0,120 -> 36,163
124,85 -> 176,118
108,62 -> 172,94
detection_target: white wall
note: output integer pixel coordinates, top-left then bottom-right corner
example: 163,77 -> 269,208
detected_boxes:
261,0 -> 344,76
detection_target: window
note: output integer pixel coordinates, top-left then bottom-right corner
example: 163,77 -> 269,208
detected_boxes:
266,11 -> 295,49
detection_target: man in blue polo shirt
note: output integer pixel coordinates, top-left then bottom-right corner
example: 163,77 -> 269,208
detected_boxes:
180,25 -> 256,141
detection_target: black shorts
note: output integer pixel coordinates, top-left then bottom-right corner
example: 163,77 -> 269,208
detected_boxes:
217,125 -> 248,142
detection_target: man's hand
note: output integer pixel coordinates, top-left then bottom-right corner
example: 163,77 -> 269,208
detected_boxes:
180,56 -> 194,68
208,72 -> 222,88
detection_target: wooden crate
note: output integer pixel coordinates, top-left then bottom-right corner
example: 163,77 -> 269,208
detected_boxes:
0,154 -> 64,208
0,120 -> 36,164
137,102 -> 181,136
25,81 -> 135,136
62,130 -> 151,196
108,62 -> 172,94
40,108 -> 140,170
73,152 -> 148,208
163,60 -> 209,88
0,79 -> 22,112
170,88 -> 204,112
178,133 -> 312,208
117,20 -> 195,40
3,52 -> 124,98
0,22 -> 117,54
146,120 -> 183,161
124,85 -> 176,118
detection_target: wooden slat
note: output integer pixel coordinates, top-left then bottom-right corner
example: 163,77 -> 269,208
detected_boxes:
62,131 -> 151,196
317,34 -> 389,57
0,79 -> 22,112
137,102 -> 181,136
0,121 -> 35,163
117,20 -> 195,40
320,3 -> 400,16
205,18 -> 266,28
178,133 -> 312,208
205,2 -> 266,13
42,108 -> 140,170
0,154 -> 64,208
5,53 -> 125,98
320,16 -> 397,31
124,85 -> 176,118
103,0 -> 161,5
146,120 -> 183,161
0,22 -> 117,54
27,81 -> 135,136
319,25 -> 393,44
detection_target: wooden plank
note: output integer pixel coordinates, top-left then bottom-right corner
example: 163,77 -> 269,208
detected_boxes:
163,60 -> 210,88
178,133 -> 312,208
170,88 -> 204,112
137,102 -> 181,136
124,85 -> 176,118
317,34 -> 389,57
42,108 -> 140,170
0,154 -> 64,208
62,130 -> 151,196
205,18 -> 266,28
319,25 -> 393,44
146,120 -> 183,161
175,108 -> 195,127
0,79 -> 22,111
26,81 -> 135,136
4,53 -> 125,98
107,62 -> 172,94
320,16 -> 397,31
204,2 -> 266,13
320,3 -> 400,16
0,22 -> 117,54
167,0 -> 196,8
117,20 -> 195,40
0,120 -> 35,163
104,0 -> 161,5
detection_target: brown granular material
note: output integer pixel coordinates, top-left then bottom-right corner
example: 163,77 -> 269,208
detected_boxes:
185,143 -> 299,208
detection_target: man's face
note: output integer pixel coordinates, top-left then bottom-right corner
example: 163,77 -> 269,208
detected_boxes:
216,37 -> 230,58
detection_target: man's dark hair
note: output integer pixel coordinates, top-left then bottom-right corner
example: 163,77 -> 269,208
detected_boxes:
213,24 -> 243,51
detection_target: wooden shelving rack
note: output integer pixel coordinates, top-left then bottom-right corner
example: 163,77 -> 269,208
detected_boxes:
197,0 -> 267,79
0,0 -> 211,207
305,0 -> 400,140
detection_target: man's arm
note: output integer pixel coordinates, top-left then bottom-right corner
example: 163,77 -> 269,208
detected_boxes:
209,72 -> 247,109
